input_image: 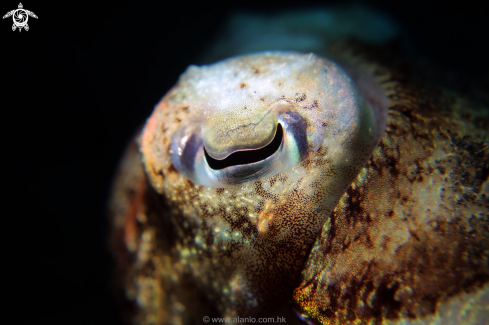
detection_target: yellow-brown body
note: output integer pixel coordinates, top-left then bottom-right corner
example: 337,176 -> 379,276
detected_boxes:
109,41 -> 488,325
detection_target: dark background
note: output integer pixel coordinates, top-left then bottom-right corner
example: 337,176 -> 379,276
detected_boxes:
2,0 -> 487,324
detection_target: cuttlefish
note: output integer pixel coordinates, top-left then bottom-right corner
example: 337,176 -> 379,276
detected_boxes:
109,20 -> 489,325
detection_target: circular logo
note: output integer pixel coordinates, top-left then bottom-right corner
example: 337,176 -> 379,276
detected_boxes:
13,9 -> 27,27
203,316 -> 210,323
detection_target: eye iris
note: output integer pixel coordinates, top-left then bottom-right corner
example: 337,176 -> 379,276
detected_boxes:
204,124 -> 284,170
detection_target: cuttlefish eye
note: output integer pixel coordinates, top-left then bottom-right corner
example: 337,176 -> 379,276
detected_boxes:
203,122 -> 283,169
166,51 -> 387,188
170,101 -> 308,187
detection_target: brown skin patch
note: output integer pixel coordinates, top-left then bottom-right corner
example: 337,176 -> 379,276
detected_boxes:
293,53 -> 489,324
306,100 -> 319,110
295,93 -> 307,102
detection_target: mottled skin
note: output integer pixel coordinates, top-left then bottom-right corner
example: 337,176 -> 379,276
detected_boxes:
294,49 -> 489,324
109,42 -> 489,325
116,52 -> 385,322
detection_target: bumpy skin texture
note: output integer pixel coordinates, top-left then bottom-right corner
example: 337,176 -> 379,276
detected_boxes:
291,46 -> 489,324
131,52 -> 385,320
109,45 -> 489,325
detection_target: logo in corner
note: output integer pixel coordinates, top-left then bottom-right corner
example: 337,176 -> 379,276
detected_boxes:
3,3 -> 37,32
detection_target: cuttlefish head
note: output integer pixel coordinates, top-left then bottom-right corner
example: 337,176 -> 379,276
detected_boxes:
139,51 -> 388,315
162,52 -> 387,188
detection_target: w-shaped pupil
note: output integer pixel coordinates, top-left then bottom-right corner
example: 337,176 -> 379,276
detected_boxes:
204,124 -> 283,170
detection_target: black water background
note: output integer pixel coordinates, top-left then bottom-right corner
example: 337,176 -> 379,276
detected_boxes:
2,0 -> 487,324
